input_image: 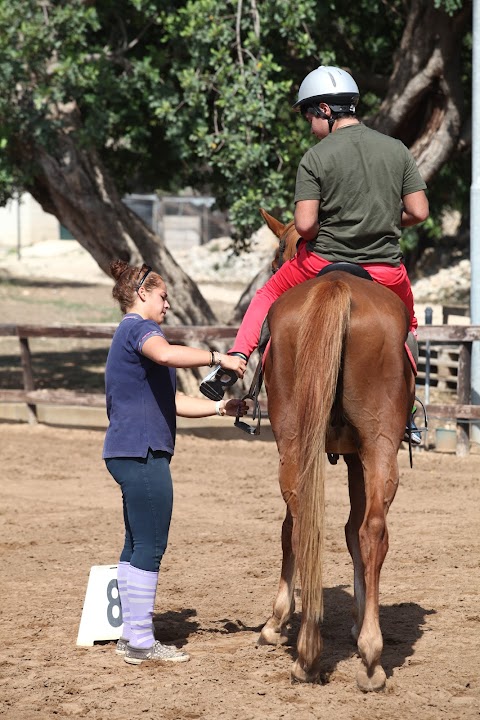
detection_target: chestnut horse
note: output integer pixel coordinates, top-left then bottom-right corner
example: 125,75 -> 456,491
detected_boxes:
258,210 -> 415,691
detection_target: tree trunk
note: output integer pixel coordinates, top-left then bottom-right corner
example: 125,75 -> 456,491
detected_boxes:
368,0 -> 471,182
16,108 -> 216,327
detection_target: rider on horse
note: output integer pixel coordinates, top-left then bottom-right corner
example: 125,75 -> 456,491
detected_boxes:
201,66 -> 429,440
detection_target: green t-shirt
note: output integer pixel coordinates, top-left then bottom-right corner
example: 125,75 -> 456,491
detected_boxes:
294,124 -> 427,265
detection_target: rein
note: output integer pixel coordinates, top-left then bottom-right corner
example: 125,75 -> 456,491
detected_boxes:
275,236 -> 287,272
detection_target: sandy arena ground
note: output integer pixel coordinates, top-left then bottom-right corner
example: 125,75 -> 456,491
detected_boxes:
0,422 -> 479,720
0,238 -> 478,718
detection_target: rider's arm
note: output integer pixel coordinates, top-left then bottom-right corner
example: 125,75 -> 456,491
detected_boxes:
294,199 -> 320,240
401,190 -> 429,227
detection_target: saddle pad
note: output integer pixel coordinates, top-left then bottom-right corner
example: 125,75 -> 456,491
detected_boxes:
404,342 -> 417,376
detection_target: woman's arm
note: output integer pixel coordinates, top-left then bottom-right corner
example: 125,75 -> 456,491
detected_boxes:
142,335 -> 245,377
175,393 -> 248,418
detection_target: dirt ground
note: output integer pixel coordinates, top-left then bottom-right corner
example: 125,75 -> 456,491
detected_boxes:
0,422 -> 479,720
0,260 -> 479,719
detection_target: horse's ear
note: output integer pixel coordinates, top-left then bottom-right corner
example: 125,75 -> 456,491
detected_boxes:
259,208 -> 286,239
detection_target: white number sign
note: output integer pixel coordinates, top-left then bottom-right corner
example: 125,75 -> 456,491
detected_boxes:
76,565 -> 124,647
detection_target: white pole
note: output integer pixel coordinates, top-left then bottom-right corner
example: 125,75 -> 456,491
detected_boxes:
471,0 -> 480,442
16,192 -> 22,261
470,0 -> 480,442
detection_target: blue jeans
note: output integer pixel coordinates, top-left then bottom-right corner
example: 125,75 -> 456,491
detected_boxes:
105,449 -> 173,572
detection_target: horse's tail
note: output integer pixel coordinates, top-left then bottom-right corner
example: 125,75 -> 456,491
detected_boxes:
294,278 -> 351,669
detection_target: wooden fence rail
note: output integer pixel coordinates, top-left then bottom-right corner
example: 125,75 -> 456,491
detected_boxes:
1,323 -> 480,455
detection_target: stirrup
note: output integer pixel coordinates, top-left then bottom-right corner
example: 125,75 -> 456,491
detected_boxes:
199,365 -> 238,401
405,397 -> 428,468
199,353 -> 246,402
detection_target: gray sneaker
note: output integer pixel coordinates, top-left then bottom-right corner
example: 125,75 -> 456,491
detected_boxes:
115,637 -> 129,656
404,417 -> 422,446
124,641 -> 190,665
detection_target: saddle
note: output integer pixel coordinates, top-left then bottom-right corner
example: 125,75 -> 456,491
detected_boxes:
316,261 -> 373,282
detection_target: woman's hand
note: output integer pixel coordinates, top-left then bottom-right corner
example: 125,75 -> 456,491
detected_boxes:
222,398 -> 249,417
218,353 -> 246,378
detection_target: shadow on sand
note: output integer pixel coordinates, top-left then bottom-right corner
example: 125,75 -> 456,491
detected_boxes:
151,586 -> 435,679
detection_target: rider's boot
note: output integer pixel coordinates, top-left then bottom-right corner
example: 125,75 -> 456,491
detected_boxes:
404,333 -> 421,445
199,352 -> 248,401
404,405 -> 422,445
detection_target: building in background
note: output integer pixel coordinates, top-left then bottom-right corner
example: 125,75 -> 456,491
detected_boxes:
0,193 -> 58,251
0,192 -> 229,255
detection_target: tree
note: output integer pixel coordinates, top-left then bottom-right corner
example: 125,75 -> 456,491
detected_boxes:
0,0 -> 215,325
0,0 -> 472,323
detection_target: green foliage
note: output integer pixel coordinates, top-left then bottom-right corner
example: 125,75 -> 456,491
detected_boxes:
434,0 -> 463,14
0,0 -> 472,250
0,0 -> 177,193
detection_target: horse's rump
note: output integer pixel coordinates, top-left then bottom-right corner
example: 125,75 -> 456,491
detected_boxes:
266,271 -> 411,448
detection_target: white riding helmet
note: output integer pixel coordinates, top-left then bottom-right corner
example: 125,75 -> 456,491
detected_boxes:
292,66 -> 359,113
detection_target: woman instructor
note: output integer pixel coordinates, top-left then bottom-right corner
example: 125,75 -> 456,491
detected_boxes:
103,260 -> 246,665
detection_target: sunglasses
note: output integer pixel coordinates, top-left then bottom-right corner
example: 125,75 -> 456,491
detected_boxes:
300,104 -> 324,119
135,265 -> 152,292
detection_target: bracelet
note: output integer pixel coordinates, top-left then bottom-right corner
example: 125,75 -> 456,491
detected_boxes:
215,400 -> 226,416
209,350 -> 220,367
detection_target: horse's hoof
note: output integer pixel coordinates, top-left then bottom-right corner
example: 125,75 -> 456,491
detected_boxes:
356,664 -> 386,692
257,627 -> 288,646
291,659 -> 320,684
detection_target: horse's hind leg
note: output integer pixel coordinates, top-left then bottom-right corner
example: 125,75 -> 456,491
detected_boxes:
354,446 -> 399,692
344,453 -> 366,643
258,464 -> 297,646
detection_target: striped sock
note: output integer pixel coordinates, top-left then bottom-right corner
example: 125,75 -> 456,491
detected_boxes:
127,565 -> 158,649
117,561 -> 131,641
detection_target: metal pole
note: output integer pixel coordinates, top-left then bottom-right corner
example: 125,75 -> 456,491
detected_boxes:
423,306 -> 433,449
471,0 -> 480,442
16,192 -> 21,261
424,306 -> 433,406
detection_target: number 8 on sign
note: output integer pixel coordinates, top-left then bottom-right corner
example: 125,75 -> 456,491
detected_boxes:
106,578 -> 123,628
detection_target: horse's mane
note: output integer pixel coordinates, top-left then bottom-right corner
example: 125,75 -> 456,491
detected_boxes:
272,221 -> 300,273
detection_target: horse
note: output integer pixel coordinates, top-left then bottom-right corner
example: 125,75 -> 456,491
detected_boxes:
257,209 -> 415,691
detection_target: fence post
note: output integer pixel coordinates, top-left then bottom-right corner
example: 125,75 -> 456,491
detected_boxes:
18,336 -> 38,424
423,307 -> 433,450
456,342 -> 472,456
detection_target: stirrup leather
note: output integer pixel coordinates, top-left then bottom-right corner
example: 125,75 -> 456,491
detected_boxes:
234,359 -> 263,436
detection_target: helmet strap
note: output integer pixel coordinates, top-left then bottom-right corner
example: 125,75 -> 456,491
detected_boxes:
314,106 -> 335,132
303,103 -> 337,133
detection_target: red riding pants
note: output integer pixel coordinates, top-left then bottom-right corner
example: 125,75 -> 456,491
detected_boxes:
231,241 -> 417,358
